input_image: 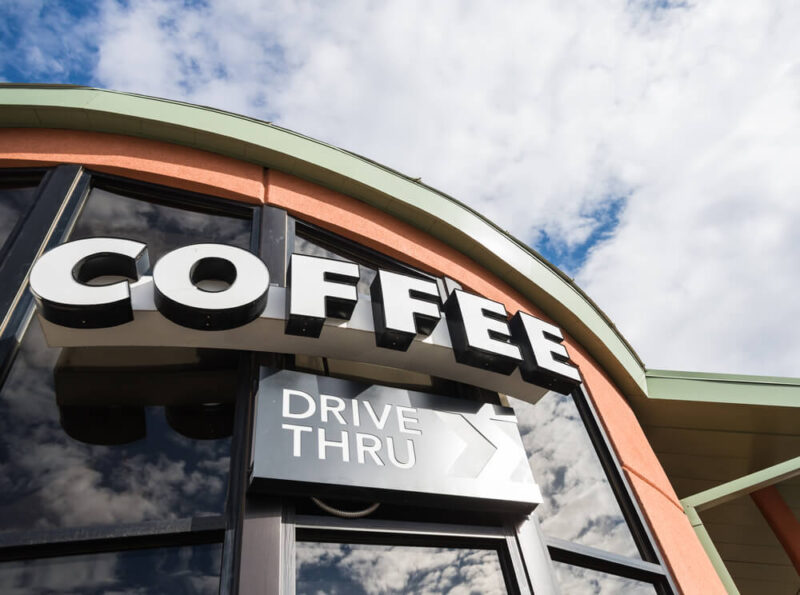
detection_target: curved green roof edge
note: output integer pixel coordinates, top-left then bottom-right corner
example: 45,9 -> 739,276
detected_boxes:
646,369 -> 800,407
0,84 -> 647,396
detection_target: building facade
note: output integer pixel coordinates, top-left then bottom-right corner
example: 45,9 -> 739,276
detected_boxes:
0,85 -> 797,594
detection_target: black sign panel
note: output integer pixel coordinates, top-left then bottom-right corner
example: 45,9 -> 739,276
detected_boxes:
250,369 -> 541,513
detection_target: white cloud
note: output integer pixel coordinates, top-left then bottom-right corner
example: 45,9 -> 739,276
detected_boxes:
8,0 -> 800,375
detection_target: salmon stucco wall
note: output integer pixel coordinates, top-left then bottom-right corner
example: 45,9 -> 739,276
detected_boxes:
0,128 -> 265,204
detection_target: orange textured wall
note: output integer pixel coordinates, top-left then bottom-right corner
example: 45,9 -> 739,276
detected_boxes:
267,169 -> 726,594
0,129 -> 265,203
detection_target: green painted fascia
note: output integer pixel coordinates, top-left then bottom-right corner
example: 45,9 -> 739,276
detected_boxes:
681,455 -> 800,510
646,369 -> 800,407
0,84 -> 647,396
684,506 -> 740,594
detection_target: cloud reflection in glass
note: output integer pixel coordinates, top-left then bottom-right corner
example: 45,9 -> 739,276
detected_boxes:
0,543 -> 223,594
296,542 -> 508,595
0,323 -> 232,532
552,561 -> 657,594
508,393 -> 640,558
70,187 -> 252,269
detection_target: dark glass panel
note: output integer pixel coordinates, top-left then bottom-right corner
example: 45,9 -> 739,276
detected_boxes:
295,235 -> 376,297
552,561 -> 658,594
70,187 -> 251,267
326,358 -> 435,390
0,322 -> 232,533
293,354 -> 435,391
296,541 -> 508,595
508,393 -> 640,558
0,184 -> 38,256
0,543 -> 222,594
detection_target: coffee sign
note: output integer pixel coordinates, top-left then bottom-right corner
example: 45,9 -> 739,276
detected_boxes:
30,239 -> 581,397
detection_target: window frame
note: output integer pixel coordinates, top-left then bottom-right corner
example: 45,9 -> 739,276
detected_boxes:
240,502 -> 538,595
0,167 -> 263,595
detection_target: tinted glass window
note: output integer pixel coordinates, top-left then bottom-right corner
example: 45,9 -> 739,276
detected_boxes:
508,393 -> 640,558
0,322 -> 233,533
71,187 -> 252,267
0,543 -> 222,594
296,542 -> 508,594
293,354 -> 435,391
0,183 -> 38,256
294,224 -> 441,309
552,561 -> 658,594
295,235 -> 376,297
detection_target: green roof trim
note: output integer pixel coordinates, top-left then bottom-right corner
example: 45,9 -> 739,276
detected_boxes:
683,506 -> 740,594
646,369 -> 800,408
681,455 -> 800,510
0,85 -> 647,395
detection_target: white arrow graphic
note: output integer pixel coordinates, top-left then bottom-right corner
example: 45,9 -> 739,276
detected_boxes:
436,410 -> 497,478
436,405 -> 532,482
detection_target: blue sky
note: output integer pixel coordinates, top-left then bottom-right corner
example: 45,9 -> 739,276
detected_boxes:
3,0 -> 800,376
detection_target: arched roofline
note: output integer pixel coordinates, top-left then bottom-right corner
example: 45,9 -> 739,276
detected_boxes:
0,84 -> 647,396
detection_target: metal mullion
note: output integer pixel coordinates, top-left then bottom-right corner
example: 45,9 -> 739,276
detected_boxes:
503,527 -> 532,595
238,498 -> 285,595
282,504 -> 296,595
295,527 -> 506,552
259,205 -> 291,286
514,512 -> 559,594
0,165 -> 90,386
547,536 -> 667,584
220,353 -> 258,595
0,516 -> 226,563
249,205 -> 262,255
294,514 -> 511,541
